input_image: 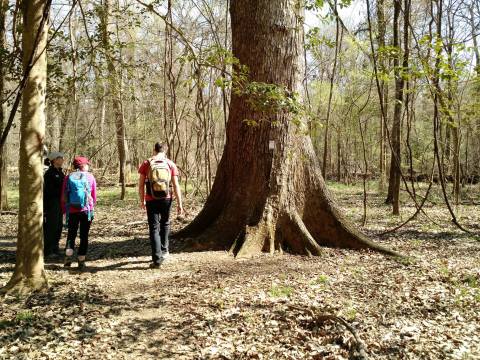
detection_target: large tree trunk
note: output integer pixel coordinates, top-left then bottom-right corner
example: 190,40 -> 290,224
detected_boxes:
0,0 -> 8,210
2,0 -> 49,293
176,0 -> 398,258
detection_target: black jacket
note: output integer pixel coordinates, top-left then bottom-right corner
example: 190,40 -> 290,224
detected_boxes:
43,166 -> 65,207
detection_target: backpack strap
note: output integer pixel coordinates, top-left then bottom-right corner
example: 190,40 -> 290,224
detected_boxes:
85,174 -> 93,221
65,174 -> 71,227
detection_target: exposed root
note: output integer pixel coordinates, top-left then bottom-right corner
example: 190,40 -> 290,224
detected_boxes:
1,272 -> 48,297
288,305 -> 368,360
0,272 -> 23,295
178,197 -> 404,259
338,223 -> 403,258
236,206 -> 276,258
317,314 -> 368,359
178,210 -> 242,253
278,211 -> 322,256
235,224 -> 269,258
303,201 -> 403,258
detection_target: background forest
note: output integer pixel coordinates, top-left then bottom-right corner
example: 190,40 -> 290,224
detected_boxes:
1,0 -> 479,212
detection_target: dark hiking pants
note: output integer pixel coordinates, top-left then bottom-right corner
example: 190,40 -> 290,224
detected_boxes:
66,212 -> 92,256
44,199 -> 63,255
146,199 -> 172,264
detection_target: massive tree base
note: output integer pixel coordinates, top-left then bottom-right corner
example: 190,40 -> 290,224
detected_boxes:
175,138 -> 401,259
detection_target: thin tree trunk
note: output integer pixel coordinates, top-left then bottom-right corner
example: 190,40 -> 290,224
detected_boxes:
452,118 -> 460,204
464,129 -> 468,188
101,0 -> 128,199
0,0 -> 8,210
49,104 -> 60,151
444,120 -> 451,171
430,0 -> 465,230
386,0 -> 404,215
377,0 -> 387,190
322,0 -> 341,178
405,80 -> 416,199
69,5 -> 80,155
58,102 -> 70,153
469,5 -> 480,76
162,0 -> 171,151
2,0 -> 50,293
222,0 -> 230,131
336,131 -> 341,182
359,115 -> 368,226
446,8 -> 460,204
98,76 -> 106,168
403,0 -> 414,199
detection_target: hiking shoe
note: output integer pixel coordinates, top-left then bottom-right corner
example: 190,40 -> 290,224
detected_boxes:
161,252 -> 170,260
64,258 -> 72,268
78,261 -> 86,271
149,263 -> 161,269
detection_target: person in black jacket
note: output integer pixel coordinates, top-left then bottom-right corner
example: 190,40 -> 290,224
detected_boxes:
43,152 -> 65,257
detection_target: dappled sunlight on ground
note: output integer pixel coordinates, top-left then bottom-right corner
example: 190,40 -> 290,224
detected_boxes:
1,185 -> 479,359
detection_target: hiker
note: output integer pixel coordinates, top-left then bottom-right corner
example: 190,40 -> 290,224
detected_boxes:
138,142 -> 184,268
61,156 -> 97,270
43,152 -> 65,257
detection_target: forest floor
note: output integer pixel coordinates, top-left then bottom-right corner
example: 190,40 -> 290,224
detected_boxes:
1,182 -> 480,360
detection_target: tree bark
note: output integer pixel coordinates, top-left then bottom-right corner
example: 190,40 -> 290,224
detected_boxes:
99,81 -> 106,168
322,0 -> 341,178
376,0 -> 387,191
100,0 -> 128,199
469,4 -> 480,76
0,0 -> 8,210
49,104 -> 60,152
445,7 -> 459,204
2,0 -> 49,293
175,0 -> 399,258
385,0 -> 403,215
58,101 -> 70,153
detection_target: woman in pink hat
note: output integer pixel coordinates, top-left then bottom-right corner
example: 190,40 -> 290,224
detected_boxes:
61,156 -> 97,270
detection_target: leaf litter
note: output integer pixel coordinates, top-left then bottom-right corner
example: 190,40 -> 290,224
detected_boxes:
0,185 -> 479,359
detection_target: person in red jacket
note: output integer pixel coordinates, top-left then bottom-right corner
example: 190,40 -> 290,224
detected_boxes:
61,156 -> 97,270
138,143 -> 183,268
